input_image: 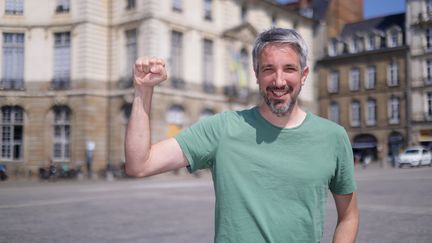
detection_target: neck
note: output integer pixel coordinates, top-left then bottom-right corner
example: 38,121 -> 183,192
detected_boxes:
258,104 -> 307,128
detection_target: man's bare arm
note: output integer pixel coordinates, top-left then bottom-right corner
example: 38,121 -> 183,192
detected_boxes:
125,57 -> 188,177
332,192 -> 359,243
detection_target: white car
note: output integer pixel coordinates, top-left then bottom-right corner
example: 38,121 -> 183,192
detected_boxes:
398,146 -> 432,168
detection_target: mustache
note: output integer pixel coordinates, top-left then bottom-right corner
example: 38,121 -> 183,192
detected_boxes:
266,85 -> 293,93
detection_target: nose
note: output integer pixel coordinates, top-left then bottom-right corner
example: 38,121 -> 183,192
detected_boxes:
274,70 -> 285,87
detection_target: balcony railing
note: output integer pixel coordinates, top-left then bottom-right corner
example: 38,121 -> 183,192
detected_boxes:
0,79 -> 24,90
52,78 -> 70,90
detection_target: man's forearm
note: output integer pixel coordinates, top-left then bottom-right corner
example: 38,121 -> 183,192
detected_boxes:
125,88 -> 154,176
332,213 -> 359,243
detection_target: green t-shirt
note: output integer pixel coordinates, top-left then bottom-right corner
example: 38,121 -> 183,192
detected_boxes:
176,107 -> 356,243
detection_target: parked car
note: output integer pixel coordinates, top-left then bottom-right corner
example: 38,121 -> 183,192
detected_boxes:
398,146 -> 432,168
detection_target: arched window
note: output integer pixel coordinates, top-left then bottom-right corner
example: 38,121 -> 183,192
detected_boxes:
0,106 -> 24,161
52,106 -> 71,161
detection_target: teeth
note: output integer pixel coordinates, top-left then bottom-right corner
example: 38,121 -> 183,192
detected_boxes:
272,90 -> 287,97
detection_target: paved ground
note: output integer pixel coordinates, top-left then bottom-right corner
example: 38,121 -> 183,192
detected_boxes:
1,165 -> 431,243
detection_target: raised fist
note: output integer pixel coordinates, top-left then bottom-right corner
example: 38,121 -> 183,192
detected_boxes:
133,57 -> 167,88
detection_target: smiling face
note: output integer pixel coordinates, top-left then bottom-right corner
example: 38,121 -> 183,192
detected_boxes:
256,43 -> 309,117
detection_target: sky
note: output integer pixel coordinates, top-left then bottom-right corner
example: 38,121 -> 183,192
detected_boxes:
363,0 -> 405,18
277,0 -> 406,19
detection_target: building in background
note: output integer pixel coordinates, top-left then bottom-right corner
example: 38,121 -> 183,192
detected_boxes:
317,13 -> 408,166
0,0 -> 315,175
406,0 -> 432,150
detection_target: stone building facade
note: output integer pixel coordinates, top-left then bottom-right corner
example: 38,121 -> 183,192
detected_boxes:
317,13 -> 408,166
0,0 -> 315,175
406,0 -> 432,150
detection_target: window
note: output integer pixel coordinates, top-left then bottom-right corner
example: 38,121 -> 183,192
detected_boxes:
388,29 -> 399,48
125,29 -> 137,85
328,71 -> 339,93
126,0 -> 135,9
53,106 -> 71,161
426,92 -> 432,119
349,68 -> 360,91
203,0 -> 212,20
241,4 -> 247,22
350,100 -> 361,127
366,33 -> 377,51
387,61 -> 399,86
388,96 -> 400,124
329,101 -> 339,124
366,98 -> 377,126
0,106 -> 23,161
5,0 -> 23,15
351,36 -> 362,53
426,59 -> 432,85
328,39 -> 338,56
170,31 -> 184,88
56,0 -> 70,13
365,66 -> 376,89
2,33 -> 24,90
426,28 -> 432,50
202,39 -> 214,93
172,0 -> 182,12
53,32 -> 71,89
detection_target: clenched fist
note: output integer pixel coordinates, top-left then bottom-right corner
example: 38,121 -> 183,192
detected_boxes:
133,57 -> 167,89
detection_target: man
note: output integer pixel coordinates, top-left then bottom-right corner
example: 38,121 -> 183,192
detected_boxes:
125,28 -> 359,243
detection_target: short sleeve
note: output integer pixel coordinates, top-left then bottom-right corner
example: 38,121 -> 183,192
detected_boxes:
175,112 -> 226,173
329,128 -> 357,195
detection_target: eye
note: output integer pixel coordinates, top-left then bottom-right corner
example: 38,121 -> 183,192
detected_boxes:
284,66 -> 298,73
261,67 -> 274,73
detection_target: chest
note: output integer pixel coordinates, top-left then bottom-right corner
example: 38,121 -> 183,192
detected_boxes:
214,129 -> 336,188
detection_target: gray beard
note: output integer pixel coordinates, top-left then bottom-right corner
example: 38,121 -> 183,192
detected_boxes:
260,88 -> 299,117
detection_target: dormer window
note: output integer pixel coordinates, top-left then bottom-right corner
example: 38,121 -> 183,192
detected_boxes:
350,36 -> 363,53
366,33 -> 377,50
328,39 -> 338,56
387,27 -> 401,48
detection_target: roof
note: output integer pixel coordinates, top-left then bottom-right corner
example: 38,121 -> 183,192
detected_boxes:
340,13 -> 405,37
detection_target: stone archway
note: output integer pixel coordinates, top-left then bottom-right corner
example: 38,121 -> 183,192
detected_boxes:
352,134 -> 378,162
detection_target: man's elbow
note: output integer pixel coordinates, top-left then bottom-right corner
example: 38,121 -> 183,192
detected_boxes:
124,160 -> 152,178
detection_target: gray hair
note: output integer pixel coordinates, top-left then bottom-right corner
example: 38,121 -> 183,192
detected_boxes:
252,28 -> 308,73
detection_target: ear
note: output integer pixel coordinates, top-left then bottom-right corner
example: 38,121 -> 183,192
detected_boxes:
301,66 -> 309,86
